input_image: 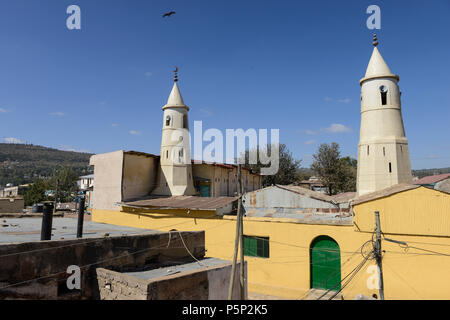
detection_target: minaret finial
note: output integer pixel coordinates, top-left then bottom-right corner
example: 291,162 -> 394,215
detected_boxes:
174,66 -> 178,82
372,34 -> 378,47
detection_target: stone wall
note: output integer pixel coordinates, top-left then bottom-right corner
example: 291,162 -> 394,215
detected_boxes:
0,231 -> 204,299
0,198 -> 24,213
96,261 -> 247,300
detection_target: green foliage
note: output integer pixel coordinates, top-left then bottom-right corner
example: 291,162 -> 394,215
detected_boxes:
23,179 -> 49,206
311,143 -> 357,195
0,143 -> 92,187
336,156 -> 357,194
48,166 -> 79,203
243,143 -> 302,186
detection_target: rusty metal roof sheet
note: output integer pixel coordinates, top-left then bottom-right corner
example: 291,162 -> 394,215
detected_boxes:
191,160 -> 260,174
414,173 -> 450,185
124,150 -> 159,158
331,192 -> 357,203
276,185 -> 336,203
120,196 -> 238,210
351,183 -> 420,205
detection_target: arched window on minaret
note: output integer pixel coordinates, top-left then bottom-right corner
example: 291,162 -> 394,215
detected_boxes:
166,115 -> 171,126
183,114 -> 188,129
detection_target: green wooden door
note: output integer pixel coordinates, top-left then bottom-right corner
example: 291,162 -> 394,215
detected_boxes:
310,236 -> 341,291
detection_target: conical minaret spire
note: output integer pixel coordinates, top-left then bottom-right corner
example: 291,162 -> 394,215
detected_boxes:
361,34 -> 398,83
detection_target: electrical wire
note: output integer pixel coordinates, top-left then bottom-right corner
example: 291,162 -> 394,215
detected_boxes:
327,256 -> 370,300
315,255 -> 370,300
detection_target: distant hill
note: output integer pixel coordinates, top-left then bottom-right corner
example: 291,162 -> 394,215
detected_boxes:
412,167 -> 450,179
0,143 -> 93,187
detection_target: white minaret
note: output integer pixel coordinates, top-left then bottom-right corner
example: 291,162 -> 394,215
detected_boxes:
152,68 -> 197,196
356,35 -> 413,196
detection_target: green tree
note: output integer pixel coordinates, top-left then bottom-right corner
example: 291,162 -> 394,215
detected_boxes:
311,142 -> 356,195
336,156 -> 357,194
49,166 -> 79,203
242,143 -> 302,186
23,179 -> 49,206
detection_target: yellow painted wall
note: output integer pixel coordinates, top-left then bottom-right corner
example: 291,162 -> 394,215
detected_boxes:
353,186 -> 450,236
92,206 -> 450,300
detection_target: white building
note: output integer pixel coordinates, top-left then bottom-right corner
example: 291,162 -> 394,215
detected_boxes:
77,174 -> 94,191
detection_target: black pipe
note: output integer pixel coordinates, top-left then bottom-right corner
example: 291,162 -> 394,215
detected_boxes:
77,196 -> 85,238
40,202 -> 54,241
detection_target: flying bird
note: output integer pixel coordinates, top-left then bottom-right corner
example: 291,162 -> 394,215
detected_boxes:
162,11 -> 176,18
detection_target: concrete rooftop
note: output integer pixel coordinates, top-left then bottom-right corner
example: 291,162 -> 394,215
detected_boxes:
124,258 -> 230,280
0,217 -> 159,244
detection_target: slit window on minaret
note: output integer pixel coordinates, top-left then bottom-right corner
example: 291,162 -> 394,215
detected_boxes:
383,147 -> 385,156
389,162 -> 392,173
183,115 -> 188,129
166,115 -> 171,126
381,92 -> 387,105
367,145 -> 369,156
380,85 -> 388,105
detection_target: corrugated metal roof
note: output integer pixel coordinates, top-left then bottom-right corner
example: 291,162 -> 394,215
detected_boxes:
79,174 -> 94,179
191,160 -> 260,174
124,150 -> 159,158
351,183 -> 420,205
331,192 -> 357,203
414,173 -> 450,185
121,196 -> 238,210
276,185 -> 335,203
244,210 -> 353,226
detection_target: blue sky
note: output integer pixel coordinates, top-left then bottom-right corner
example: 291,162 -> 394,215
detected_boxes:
0,0 -> 449,169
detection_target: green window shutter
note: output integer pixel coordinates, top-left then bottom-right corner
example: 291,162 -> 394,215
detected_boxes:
262,237 -> 269,258
244,236 -> 269,258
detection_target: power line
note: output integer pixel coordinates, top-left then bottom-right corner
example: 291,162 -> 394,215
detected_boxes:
316,255 -> 370,300
327,257 -> 369,300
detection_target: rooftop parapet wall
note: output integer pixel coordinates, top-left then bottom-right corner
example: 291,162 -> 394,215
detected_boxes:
0,231 -> 204,299
0,198 -> 24,213
96,259 -> 247,300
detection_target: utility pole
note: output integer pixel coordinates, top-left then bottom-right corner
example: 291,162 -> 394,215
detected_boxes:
374,211 -> 385,300
228,164 -> 243,300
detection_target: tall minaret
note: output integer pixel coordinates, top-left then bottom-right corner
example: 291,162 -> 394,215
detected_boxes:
152,68 -> 197,196
356,35 -> 413,196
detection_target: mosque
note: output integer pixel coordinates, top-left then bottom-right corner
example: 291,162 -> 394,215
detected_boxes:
89,36 -> 450,300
